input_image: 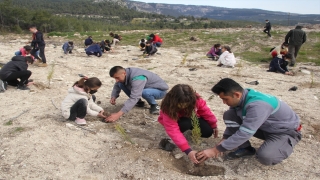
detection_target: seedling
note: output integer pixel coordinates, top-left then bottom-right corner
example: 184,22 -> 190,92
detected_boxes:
310,70 -> 315,88
191,110 -> 202,145
181,54 -> 188,65
115,124 -> 134,144
47,64 -> 55,88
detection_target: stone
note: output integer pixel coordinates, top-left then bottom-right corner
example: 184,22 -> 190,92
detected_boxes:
301,69 -> 311,74
174,153 -> 184,159
66,123 -> 74,128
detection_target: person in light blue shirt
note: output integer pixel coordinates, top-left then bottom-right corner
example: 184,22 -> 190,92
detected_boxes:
62,41 -> 74,54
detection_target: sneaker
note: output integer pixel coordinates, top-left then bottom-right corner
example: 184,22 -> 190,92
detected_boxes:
150,104 -> 160,115
135,100 -> 145,107
17,85 -> 30,90
0,80 -> 7,92
38,63 -> 48,67
225,147 -> 256,161
75,117 -> 86,125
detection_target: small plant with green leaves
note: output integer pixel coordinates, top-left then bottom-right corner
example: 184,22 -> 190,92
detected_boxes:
115,124 -> 134,144
181,54 -> 188,65
235,59 -> 244,76
191,110 -> 202,145
47,63 -> 55,88
310,70 -> 315,88
4,120 -> 13,126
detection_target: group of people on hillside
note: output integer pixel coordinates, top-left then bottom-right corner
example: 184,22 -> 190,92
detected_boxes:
139,33 -> 163,56
0,24 -> 304,168
59,64 -> 301,166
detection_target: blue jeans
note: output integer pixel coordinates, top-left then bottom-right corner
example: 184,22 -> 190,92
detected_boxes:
118,83 -> 166,105
153,42 -> 162,48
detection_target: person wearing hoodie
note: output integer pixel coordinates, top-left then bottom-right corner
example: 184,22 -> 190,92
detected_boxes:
149,33 -> 163,47
85,43 -> 103,57
29,25 -> 47,67
268,53 -> 293,75
84,36 -> 94,47
0,56 -> 34,91
263,20 -> 271,37
206,44 -> 222,60
216,46 -> 236,68
285,25 -> 307,66
143,41 -> 157,56
14,45 -> 35,60
196,78 -> 301,166
158,84 -> 218,164
62,41 -> 74,54
61,77 -> 106,125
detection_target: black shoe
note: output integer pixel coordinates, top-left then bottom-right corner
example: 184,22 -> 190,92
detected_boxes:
17,85 -> 30,90
159,138 -> 176,151
135,100 -> 145,107
150,104 -> 160,115
225,147 -> 256,161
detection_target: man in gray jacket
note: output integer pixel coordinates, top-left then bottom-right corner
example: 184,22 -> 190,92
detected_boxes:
106,66 -> 169,122
285,25 -> 307,66
196,78 -> 301,165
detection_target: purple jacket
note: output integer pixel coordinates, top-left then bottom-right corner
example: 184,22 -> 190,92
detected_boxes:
207,47 -> 222,56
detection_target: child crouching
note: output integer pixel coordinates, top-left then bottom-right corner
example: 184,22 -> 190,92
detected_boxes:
61,77 -> 106,125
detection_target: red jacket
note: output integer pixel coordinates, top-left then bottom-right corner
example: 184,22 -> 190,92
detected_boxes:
152,35 -> 163,43
158,98 -> 217,152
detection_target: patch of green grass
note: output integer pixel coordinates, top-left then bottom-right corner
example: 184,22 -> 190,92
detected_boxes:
4,120 -> 13,126
13,127 -> 25,133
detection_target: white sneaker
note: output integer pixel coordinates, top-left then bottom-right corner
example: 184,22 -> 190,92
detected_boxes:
75,117 -> 86,125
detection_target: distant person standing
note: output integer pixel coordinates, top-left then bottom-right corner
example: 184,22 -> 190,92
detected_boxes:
285,26 -> 307,66
263,20 -> 271,37
29,25 -> 47,67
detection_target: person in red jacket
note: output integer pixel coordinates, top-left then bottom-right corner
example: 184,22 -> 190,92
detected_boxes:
149,34 -> 163,47
158,84 -> 218,164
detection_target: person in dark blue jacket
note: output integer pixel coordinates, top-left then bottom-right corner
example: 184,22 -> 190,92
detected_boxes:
268,53 -> 293,75
62,41 -> 74,54
85,43 -> 102,57
84,36 -> 93,47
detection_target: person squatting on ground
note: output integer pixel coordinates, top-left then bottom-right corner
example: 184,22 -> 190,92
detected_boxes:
158,84 -> 218,164
143,41 -> 157,56
109,32 -> 122,47
217,46 -> 236,68
263,20 -> 271,37
61,77 -> 106,125
149,33 -> 163,47
29,25 -> 47,67
84,36 -> 93,47
206,44 -> 222,60
62,41 -> 74,55
268,53 -> 293,75
106,66 -> 169,122
0,56 -> 34,91
85,43 -> 103,57
139,39 -> 146,51
15,45 -> 35,60
285,25 -> 307,66
270,42 -> 289,58
100,40 -> 112,53
196,78 -> 301,165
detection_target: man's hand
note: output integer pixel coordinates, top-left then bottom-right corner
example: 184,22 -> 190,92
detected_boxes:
285,71 -> 293,76
196,147 -> 223,163
188,151 -> 199,164
110,97 -> 116,105
213,127 -> 219,138
105,111 -> 124,122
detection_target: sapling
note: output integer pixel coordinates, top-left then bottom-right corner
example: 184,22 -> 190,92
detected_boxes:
115,123 -> 134,144
191,110 -> 202,145
47,64 -> 55,88
181,54 -> 188,65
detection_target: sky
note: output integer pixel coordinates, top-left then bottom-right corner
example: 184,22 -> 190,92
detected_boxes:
130,0 -> 320,14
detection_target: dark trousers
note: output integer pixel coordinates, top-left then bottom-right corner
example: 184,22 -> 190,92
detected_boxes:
223,109 -> 301,165
68,99 -> 87,120
86,51 -> 101,57
288,44 -> 302,65
178,117 -> 213,138
2,70 -> 32,86
263,28 -> 271,37
31,46 -> 46,63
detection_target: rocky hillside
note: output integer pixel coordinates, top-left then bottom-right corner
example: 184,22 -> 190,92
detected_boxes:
124,0 -> 320,25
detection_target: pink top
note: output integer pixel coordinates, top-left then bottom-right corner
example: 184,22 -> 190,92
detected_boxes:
158,97 -> 218,152
19,47 -> 34,60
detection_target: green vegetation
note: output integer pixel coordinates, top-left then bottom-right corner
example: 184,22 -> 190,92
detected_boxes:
191,111 -> 202,145
115,124 -> 134,144
47,64 -> 55,88
4,120 -> 13,126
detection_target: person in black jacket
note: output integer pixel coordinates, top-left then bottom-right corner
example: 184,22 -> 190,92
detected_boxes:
29,25 -> 47,67
143,41 -> 157,56
263,20 -> 271,37
0,56 -> 34,90
285,25 -> 307,66
100,40 -> 112,53
84,36 -> 93,47
268,53 -> 293,75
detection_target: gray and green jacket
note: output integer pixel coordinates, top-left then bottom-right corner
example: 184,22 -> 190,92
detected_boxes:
217,89 -> 300,152
285,27 -> 306,46
111,67 -> 169,113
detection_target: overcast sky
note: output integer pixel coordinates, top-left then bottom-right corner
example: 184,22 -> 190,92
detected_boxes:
130,0 -> 320,14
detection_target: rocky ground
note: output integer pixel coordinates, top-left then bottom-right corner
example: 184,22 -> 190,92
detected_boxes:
0,30 -> 320,179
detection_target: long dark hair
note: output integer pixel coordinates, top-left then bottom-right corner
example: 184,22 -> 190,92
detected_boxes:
73,77 -> 102,93
223,45 -> 232,53
160,84 -> 200,120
